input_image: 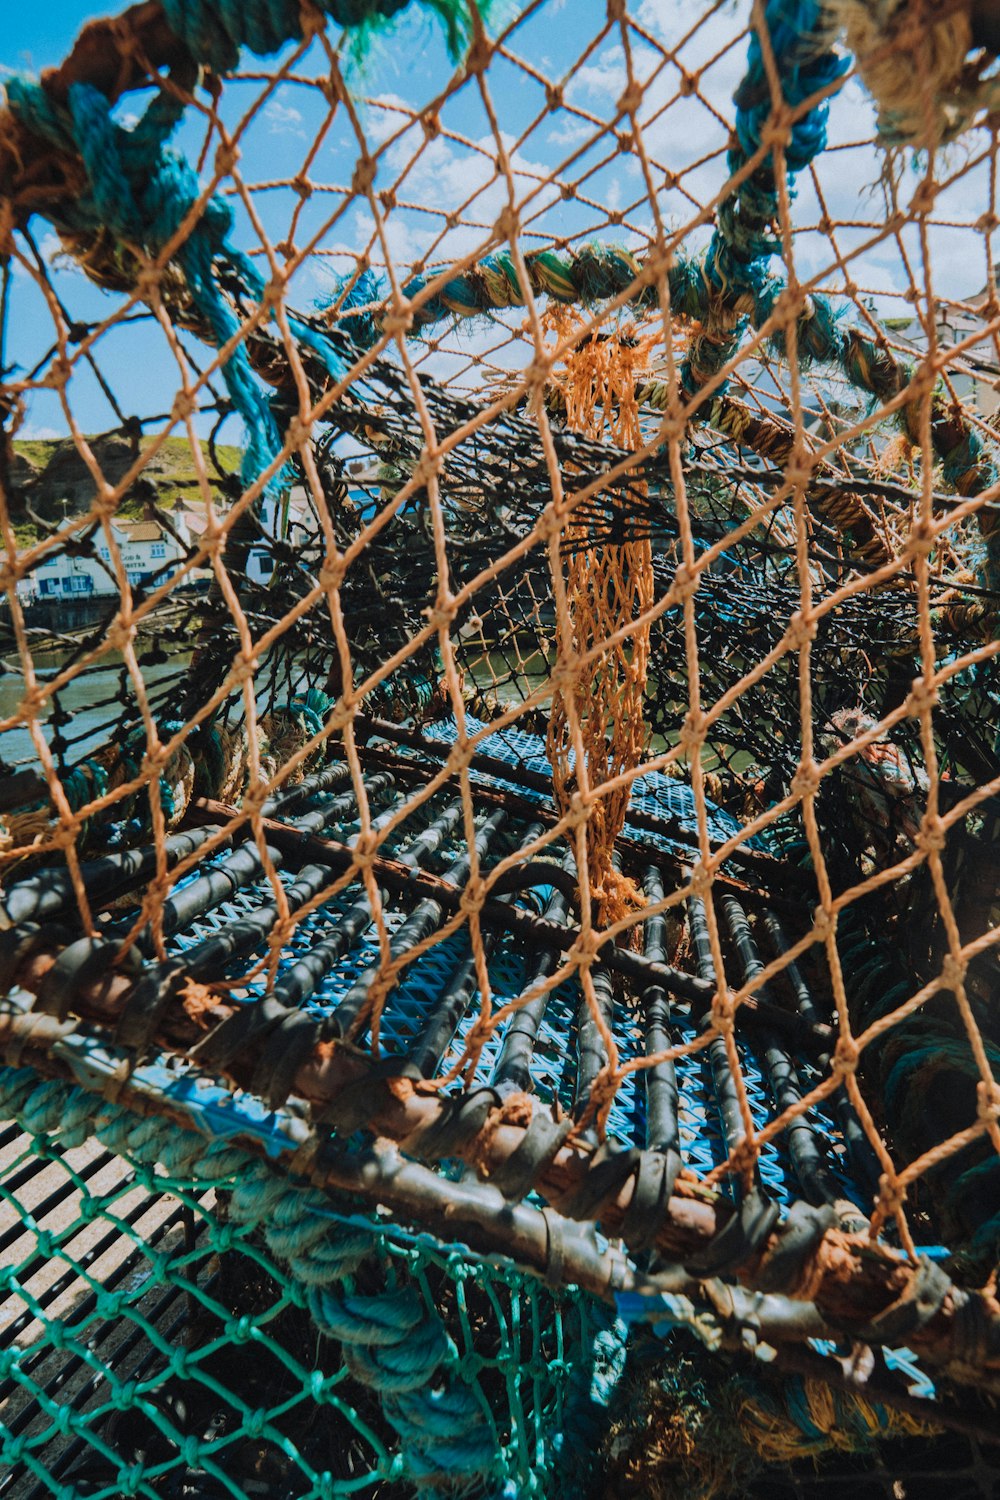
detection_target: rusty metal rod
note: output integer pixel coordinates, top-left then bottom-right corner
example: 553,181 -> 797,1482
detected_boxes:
1,1005 -> 998,1392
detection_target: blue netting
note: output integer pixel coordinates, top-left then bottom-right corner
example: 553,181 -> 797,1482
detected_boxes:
422,717 -> 773,854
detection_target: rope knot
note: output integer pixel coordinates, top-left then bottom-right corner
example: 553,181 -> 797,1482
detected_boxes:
915,813 -> 946,855
298,0 -> 326,42
976,1079 -> 1000,1127
171,390 -> 196,422
832,1035 -> 860,1077
318,558 -> 345,591
939,952 -> 967,993
617,80 -> 643,116
728,1134 -> 759,1182
908,676 -> 939,717
564,791 -> 590,831
875,1172 -> 907,1221
284,414 -> 312,449
710,989 -> 736,1035
909,178 -> 938,216
134,266 -> 164,307
679,707 -> 707,753
571,928 -> 603,968
493,206 -> 519,241
584,1061 -> 623,1135
424,600 -> 458,632
787,608 -> 817,648
759,106 -> 792,153
382,301 -> 415,341
791,759 -> 821,799
671,561 -> 701,600
213,139 -> 239,175
352,830 -> 379,870
525,353 -> 552,389
908,517 -> 936,559
240,780 -> 269,816
811,906 -> 834,941
229,651 -> 257,688
351,156 -> 377,195
459,876 -> 486,917
462,1012 -> 496,1057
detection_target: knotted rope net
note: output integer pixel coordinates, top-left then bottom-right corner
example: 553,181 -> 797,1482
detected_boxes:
543,307 -> 655,931
0,0 -> 999,1494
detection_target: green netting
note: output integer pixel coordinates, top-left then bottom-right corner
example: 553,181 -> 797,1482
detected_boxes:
5,1065 -> 1000,1500
0,1065 -> 624,1499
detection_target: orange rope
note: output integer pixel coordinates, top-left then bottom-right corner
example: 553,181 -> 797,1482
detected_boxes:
544,310 -> 658,927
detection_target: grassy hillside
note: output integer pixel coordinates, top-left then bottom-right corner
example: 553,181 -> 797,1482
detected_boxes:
8,434 -> 244,546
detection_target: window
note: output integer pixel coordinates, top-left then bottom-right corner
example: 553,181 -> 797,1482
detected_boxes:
150,542 -> 166,559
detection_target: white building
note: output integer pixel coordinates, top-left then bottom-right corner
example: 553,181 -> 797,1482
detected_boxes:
16,473 -> 386,605
18,510 -> 194,605
884,276 -> 1000,418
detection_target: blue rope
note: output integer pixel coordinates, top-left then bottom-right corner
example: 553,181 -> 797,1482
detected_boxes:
160,0 -> 485,73
7,76 -> 290,492
681,0 -> 849,392
4,0 -> 493,493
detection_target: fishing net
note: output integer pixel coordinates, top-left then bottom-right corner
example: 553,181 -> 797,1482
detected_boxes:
0,0 -> 999,1494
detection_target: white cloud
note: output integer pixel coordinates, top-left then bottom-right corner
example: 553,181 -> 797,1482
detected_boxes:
567,46 -> 627,104
9,230 -> 80,284
359,91 -> 415,147
37,233 -> 64,265
321,127 -> 566,278
264,99 -> 306,137
546,117 -> 592,149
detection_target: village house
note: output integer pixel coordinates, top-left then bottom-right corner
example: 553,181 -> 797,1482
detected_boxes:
17,508 -> 196,606
883,270 -> 1000,417
17,469 -> 384,606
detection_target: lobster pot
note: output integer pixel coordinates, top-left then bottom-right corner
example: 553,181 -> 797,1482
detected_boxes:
1,1088 -> 998,1500
2,0 -> 1000,1494
1,727 -> 998,1498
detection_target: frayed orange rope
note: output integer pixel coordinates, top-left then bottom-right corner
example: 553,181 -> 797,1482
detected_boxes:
544,309 -> 662,930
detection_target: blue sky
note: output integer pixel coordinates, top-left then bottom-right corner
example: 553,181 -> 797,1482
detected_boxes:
6,2 -> 100,71
3,1 -> 995,451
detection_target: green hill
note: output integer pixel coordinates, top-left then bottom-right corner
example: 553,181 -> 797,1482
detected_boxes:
6,434 -> 243,545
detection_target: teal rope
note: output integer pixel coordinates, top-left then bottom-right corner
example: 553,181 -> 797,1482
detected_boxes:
4,0 -> 493,494
287,687 -> 334,740
62,758 -> 110,815
712,0 -> 849,288
681,0 -> 849,393
159,0 -> 493,72
6,75 -> 296,493
550,1312 -> 630,1494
